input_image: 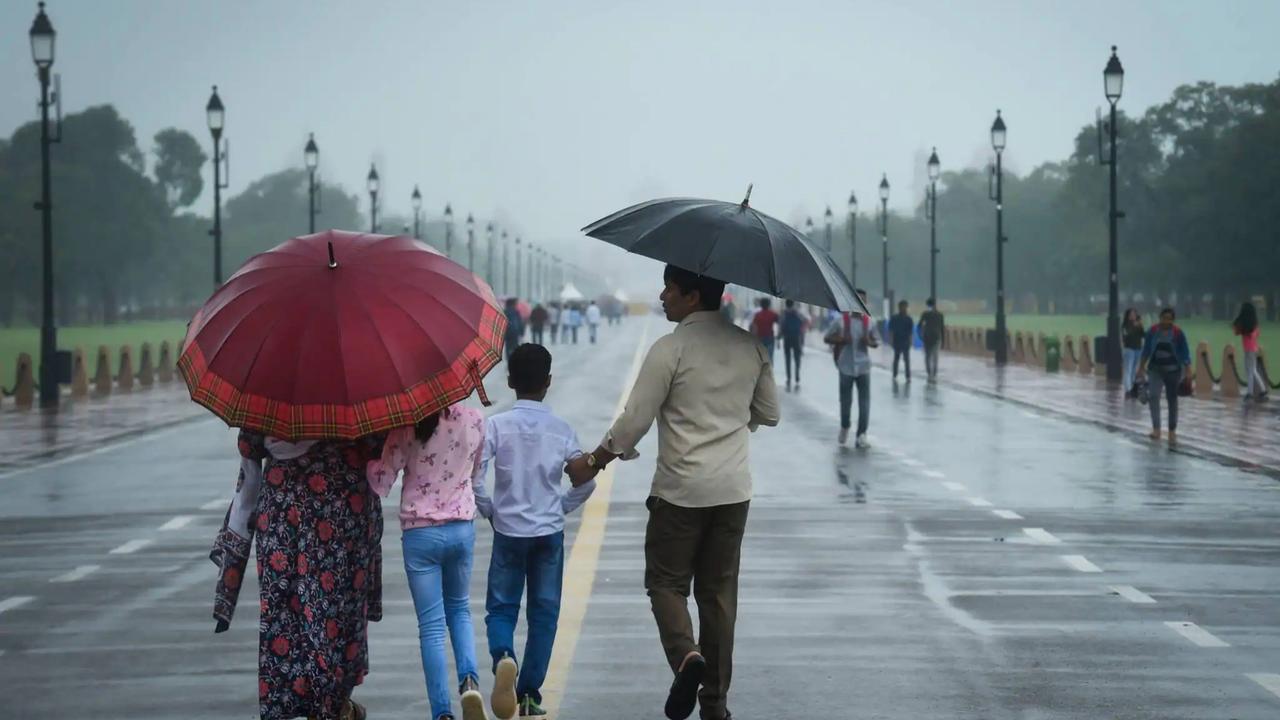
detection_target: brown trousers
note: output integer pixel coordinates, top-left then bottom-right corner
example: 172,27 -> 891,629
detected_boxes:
644,496 -> 750,720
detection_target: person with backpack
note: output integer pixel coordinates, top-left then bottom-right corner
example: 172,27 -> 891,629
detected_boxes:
918,298 -> 945,381
779,299 -> 807,391
1233,301 -> 1269,401
1136,307 -> 1192,443
824,289 -> 879,448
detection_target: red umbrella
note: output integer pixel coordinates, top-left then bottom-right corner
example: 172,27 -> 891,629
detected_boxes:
179,230 -> 506,441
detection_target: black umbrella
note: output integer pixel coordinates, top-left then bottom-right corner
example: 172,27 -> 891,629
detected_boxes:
582,186 -> 868,313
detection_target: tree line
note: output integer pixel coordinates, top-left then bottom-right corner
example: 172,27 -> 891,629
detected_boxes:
2,73 -> 1278,326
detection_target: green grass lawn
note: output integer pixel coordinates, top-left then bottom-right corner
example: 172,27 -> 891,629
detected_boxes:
946,314 -> 1271,354
0,321 -> 188,379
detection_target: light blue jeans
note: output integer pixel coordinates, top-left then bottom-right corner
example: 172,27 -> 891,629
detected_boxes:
403,520 -> 479,720
1122,348 -> 1142,391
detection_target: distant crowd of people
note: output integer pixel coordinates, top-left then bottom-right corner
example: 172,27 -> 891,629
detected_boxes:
503,298 -> 625,360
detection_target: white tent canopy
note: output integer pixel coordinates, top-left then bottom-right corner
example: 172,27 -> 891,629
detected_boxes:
613,288 -> 630,303
559,283 -> 585,302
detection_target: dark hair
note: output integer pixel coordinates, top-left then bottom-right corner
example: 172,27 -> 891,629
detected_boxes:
898,300 -> 908,308
663,265 -> 725,311
1123,308 -> 1141,327
785,299 -> 795,308
926,297 -> 935,308
759,298 -> 771,310
1234,302 -> 1258,334
414,410 -> 443,444
508,343 -> 552,394
1160,307 -> 1176,319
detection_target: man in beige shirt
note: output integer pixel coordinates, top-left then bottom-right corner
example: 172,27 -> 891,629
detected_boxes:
569,265 -> 779,720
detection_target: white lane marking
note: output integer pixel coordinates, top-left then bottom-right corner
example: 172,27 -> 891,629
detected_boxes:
50,565 -> 101,584
158,515 -> 194,531
1164,621 -> 1230,648
941,481 -> 967,492
0,596 -> 35,614
923,470 -> 946,479
1061,555 -> 1103,573
1020,411 -> 1038,420
901,458 -> 923,467
108,539 -> 153,555
200,498 -> 229,511
992,509 -> 1023,520
1023,528 -> 1062,544
1247,674 -> 1280,700
1109,585 -> 1156,604
966,497 -> 993,507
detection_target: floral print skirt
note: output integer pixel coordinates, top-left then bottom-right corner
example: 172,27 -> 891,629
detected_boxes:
252,441 -> 383,720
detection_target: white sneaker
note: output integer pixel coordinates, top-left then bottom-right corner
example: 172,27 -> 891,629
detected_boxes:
838,427 -> 849,445
492,655 -> 518,720
855,434 -> 871,449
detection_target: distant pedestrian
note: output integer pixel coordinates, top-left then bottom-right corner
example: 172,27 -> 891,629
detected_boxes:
889,300 -> 914,382
1233,301 -> 1269,401
586,301 -> 602,344
564,304 -> 583,344
547,302 -> 561,345
825,289 -> 879,448
1137,307 -> 1192,443
918,298 -> 945,381
529,303 -> 549,346
751,298 -> 779,365
1122,308 -> 1145,398
504,298 -> 526,363
780,299 -> 806,391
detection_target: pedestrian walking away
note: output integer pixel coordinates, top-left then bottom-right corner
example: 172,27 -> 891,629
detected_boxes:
366,404 -> 489,720
529,303 -> 549,346
1136,307 -> 1192,443
825,289 -> 879,449
1233,301 -> 1270,401
780,299 -> 806,391
548,302 -> 561,345
1122,308 -> 1145,398
565,304 -> 583,344
751,298 -> 779,366
889,300 -> 914,382
586,300 -> 602,344
918,297 -> 945,381
504,298 -> 526,363
566,265 -> 779,720
472,344 -> 597,720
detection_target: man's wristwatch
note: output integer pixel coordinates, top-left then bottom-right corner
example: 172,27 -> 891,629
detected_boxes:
584,451 -> 599,469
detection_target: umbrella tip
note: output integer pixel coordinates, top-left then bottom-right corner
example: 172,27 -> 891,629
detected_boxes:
741,183 -> 753,208
327,241 -> 338,269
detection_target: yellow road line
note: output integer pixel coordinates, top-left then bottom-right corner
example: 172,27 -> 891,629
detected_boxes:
541,317 -> 651,717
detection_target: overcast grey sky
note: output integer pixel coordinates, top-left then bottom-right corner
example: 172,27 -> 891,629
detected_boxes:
4,0 -> 1279,293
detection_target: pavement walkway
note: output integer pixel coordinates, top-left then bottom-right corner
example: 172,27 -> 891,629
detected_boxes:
892,344 -> 1280,478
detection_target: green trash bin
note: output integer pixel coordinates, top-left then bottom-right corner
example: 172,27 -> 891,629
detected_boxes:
1043,336 -> 1061,373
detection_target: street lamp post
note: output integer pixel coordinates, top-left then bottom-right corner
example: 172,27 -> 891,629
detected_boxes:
411,186 -> 422,239
444,204 -> 454,259
502,230 -> 510,296
466,214 -> 475,272
927,147 -> 941,303
366,164 -> 379,232
515,237 -> 523,298
486,223 -> 496,286
30,2 -> 60,408
847,192 -> 858,289
304,134 -> 319,233
989,110 -> 1009,365
824,206 -> 833,251
1102,46 -> 1126,383
879,174 -> 891,319
206,86 -> 228,287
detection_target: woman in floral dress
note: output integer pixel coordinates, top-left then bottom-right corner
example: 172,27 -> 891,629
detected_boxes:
238,431 -> 384,720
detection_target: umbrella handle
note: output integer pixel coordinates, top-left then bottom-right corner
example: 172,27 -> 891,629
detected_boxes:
469,361 -> 492,407
327,241 -> 338,269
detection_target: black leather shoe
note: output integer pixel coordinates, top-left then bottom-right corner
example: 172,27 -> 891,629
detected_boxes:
664,654 -> 706,720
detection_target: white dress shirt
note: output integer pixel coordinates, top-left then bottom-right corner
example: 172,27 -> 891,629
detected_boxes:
473,399 -> 595,537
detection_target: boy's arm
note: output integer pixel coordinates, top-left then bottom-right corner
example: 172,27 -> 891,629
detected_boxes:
471,419 -> 495,520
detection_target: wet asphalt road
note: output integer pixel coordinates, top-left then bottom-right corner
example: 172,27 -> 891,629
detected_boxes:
2,319 -> 1279,719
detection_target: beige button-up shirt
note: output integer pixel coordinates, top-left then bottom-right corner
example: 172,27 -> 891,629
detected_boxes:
602,310 -> 780,507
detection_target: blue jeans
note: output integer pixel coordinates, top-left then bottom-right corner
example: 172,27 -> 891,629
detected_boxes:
485,531 -> 565,704
839,372 -> 871,434
403,521 -> 479,720
760,336 -> 775,365
1122,348 -> 1142,391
